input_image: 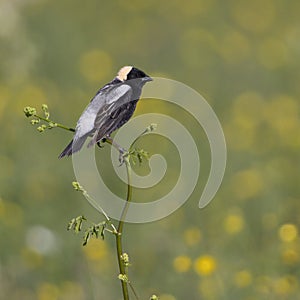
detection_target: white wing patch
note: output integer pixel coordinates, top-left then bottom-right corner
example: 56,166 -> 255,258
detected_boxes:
74,84 -> 132,141
106,84 -> 132,104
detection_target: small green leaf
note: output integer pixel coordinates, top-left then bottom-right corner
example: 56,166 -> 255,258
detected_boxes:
83,231 -> 90,246
67,218 -> 76,231
67,215 -> 86,233
100,224 -> 106,240
72,181 -> 83,191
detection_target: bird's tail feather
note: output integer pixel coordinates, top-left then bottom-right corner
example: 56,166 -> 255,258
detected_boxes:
58,137 -> 87,158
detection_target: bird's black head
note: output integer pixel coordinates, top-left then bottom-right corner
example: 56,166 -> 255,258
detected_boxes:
116,66 -> 152,83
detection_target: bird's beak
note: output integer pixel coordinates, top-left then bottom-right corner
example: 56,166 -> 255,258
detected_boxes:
143,76 -> 153,82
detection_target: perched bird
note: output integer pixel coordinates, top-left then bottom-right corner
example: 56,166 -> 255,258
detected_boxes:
59,66 -> 152,158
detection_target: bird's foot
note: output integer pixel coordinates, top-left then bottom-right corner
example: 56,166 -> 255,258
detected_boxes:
103,136 -> 128,165
118,147 -> 129,166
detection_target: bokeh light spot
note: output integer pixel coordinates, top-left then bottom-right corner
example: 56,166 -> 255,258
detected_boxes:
26,225 -> 57,255
219,30 -> 251,63
82,238 -> 108,261
179,0 -> 214,17
180,28 -> 217,69
257,38 -> 288,69
231,0 -> 276,33
255,276 -> 272,295
173,255 -> 192,273
60,281 -> 84,300
263,95 -> 300,148
37,283 -> 59,300
198,278 -> 218,298
278,224 -> 298,242
79,49 -> 113,83
16,84 -> 47,115
21,247 -> 43,269
282,248 -> 300,265
274,276 -> 298,296
234,270 -> 253,288
0,197 -> 23,228
183,227 -> 202,246
231,169 -> 264,200
225,91 -> 265,151
232,91 -> 265,126
194,255 -> 217,276
159,294 -> 176,300
224,212 -> 245,234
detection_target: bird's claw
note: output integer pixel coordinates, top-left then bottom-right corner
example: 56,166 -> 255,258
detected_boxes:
118,148 -> 128,166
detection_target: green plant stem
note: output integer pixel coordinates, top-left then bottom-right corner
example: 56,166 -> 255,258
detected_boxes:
105,138 -> 139,300
82,191 -> 118,234
116,158 -> 132,300
35,114 -> 75,132
30,111 -> 143,299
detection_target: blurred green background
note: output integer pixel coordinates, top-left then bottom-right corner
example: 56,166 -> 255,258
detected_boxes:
1,0 -> 300,299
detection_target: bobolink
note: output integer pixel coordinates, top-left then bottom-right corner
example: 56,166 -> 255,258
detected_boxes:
59,66 -> 152,158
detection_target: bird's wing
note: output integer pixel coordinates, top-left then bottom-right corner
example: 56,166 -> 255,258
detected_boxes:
88,84 -> 134,146
93,84 -> 133,130
73,84 -> 131,141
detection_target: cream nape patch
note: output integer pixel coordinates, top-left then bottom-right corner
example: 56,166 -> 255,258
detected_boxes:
116,66 -> 133,81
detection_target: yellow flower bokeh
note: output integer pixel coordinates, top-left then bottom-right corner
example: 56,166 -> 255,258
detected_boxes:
231,0 -> 276,33
255,276 -> 272,295
79,50 -> 113,83
224,212 -> 245,235
218,30 -> 251,64
274,276 -> 298,296
198,277 -> 218,298
281,248 -> 300,265
183,227 -> 202,246
194,255 -> 217,276
263,95 -> 300,148
82,238 -> 108,261
0,197 -> 23,228
36,281 -> 84,300
257,38 -> 288,69
278,224 -> 298,243
21,248 -> 43,269
159,294 -> 176,300
180,28 -> 217,69
225,91 -> 266,152
15,84 -> 48,116
231,169 -> 264,201
178,0 -> 214,17
37,283 -> 60,300
60,281 -> 84,300
173,255 -> 192,273
234,270 -> 252,288
232,91 -> 265,127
